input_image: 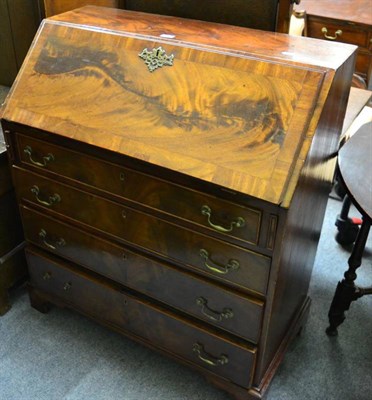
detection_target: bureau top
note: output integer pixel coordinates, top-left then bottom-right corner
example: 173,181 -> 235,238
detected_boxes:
1,6 -> 356,206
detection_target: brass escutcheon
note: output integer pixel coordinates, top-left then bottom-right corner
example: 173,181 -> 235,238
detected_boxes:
138,46 -> 174,72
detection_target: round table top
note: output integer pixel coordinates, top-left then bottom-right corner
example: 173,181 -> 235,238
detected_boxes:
338,121 -> 372,220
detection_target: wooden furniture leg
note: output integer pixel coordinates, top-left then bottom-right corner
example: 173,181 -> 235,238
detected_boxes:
326,217 -> 372,336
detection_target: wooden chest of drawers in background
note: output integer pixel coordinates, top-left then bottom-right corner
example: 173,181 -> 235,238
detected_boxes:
1,7 -> 356,399
296,0 -> 372,88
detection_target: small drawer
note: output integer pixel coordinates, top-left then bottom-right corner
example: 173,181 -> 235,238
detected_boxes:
16,133 -> 262,247
21,206 -> 264,342
307,18 -> 370,49
14,167 -> 271,296
26,247 -> 257,388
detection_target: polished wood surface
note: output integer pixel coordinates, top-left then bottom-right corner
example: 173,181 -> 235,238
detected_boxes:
2,7 -> 357,206
298,0 -> 372,26
1,7 -> 356,399
21,206 -> 264,343
16,133 -> 262,247
296,0 -> 372,87
338,121 -> 372,219
27,247 -> 257,388
14,167 -> 271,296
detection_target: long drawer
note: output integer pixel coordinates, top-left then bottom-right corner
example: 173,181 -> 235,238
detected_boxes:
21,205 -> 264,343
14,167 -> 271,296
15,133 -> 263,247
26,247 -> 257,388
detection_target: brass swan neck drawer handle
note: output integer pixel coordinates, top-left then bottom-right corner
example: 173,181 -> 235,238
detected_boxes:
24,145 -> 54,167
201,205 -> 245,233
39,229 -> 66,250
199,249 -> 240,275
192,343 -> 228,367
196,297 -> 234,322
31,185 -> 61,207
321,27 -> 342,40
43,271 -> 51,280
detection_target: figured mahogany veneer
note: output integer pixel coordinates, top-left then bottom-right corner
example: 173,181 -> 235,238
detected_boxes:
1,7 -> 356,399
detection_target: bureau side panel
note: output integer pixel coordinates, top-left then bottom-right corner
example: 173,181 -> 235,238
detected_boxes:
253,53 -> 355,388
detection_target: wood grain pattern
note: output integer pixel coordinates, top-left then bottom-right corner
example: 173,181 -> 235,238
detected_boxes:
298,0 -> 372,26
27,246 -> 257,388
21,205 -> 265,343
2,7 -> 355,205
0,7 -> 357,399
14,167 -> 271,296
16,132 -> 263,247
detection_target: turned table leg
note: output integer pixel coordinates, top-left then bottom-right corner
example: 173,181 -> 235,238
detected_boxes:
326,217 -> 371,336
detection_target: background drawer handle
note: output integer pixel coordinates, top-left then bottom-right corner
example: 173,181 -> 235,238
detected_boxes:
196,297 -> 234,322
321,27 -> 342,40
199,249 -> 240,275
192,343 -> 228,367
31,185 -> 61,207
63,282 -> 72,291
24,145 -> 54,167
39,229 -> 66,250
201,205 -> 245,233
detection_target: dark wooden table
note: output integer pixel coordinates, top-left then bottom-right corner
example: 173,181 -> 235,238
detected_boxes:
326,121 -> 372,336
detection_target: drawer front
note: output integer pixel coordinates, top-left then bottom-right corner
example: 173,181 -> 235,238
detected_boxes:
307,18 -> 370,49
355,50 -> 371,76
14,167 -> 270,295
21,206 -> 264,343
16,133 -> 262,247
26,247 -> 256,388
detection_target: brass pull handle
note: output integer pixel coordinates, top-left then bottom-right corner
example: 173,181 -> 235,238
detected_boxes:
63,282 -> 72,291
24,145 -> 54,167
196,297 -> 233,322
321,27 -> 342,40
39,229 -> 66,250
199,249 -> 240,275
31,185 -> 61,207
43,272 -> 51,280
192,343 -> 228,367
201,205 -> 245,233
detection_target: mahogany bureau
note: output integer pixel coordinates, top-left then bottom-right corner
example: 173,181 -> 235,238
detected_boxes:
1,6 -> 356,399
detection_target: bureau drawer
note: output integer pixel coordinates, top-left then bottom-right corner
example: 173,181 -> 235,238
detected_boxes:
21,206 -> 264,343
26,247 -> 257,388
16,133 -> 262,247
14,167 -> 270,296
307,18 -> 371,49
